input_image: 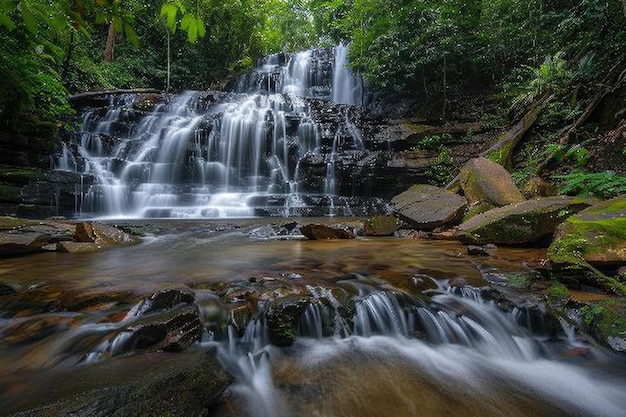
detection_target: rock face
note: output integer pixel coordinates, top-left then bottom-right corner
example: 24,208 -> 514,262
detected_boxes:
391,184 -> 467,230
457,196 -> 595,245
459,157 -> 525,206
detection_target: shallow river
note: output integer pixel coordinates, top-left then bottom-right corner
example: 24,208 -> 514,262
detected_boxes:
1,220 -> 625,416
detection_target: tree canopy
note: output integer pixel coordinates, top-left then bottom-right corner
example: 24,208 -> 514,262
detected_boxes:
1,0 -> 625,136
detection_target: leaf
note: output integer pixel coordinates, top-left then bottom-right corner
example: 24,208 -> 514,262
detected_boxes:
113,16 -> 122,33
196,16 -> 205,38
0,13 -> 16,30
21,3 -> 38,34
187,20 -> 198,43
124,23 -> 139,48
180,14 -> 193,31
160,3 -> 178,32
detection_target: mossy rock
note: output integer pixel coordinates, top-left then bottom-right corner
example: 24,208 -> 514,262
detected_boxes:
364,215 -> 399,236
548,196 -> 626,293
459,157 -> 525,207
457,196 -> 595,245
579,298 -> 626,353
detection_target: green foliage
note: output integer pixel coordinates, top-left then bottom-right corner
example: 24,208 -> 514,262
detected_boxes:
548,281 -> 570,302
426,148 -> 455,186
410,133 -> 452,152
552,169 -> 626,199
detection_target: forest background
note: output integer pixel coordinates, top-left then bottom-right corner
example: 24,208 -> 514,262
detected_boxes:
1,0 -> 626,167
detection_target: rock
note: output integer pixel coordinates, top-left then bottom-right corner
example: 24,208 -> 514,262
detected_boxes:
266,296 -> 311,346
459,157 -> 525,206
457,196 -> 595,245
0,281 -> 16,295
57,241 -> 103,253
75,222 -> 97,242
89,223 -> 137,246
0,231 -> 51,256
391,184 -> 467,230
467,245 -> 495,256
301,223 -> 355,240
520,177 -> 558,199
117,305 -> 203,353
548,196 -> 626,292
2,348 -> 232,417
364,215 -> 399,236
578,298 -> 626,354
549,196 -> 626,266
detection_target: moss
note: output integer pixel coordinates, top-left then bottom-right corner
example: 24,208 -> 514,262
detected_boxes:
0,184 -> 20,202
0,216 -> 36,230
580,299 -> 626,344
548,281 -> 570,302
462,202 -> 493,222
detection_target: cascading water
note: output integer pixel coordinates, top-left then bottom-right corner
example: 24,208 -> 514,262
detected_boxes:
209,282 -> 626,417
56,45 -> 376,218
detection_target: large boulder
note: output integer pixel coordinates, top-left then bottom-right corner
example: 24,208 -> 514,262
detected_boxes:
391,184 -> 467,230
459,157 -> 525,206
549,196 -> 626,266
547,196 -> 626,293
0,231 -> 51,256
457,196 -> 595,245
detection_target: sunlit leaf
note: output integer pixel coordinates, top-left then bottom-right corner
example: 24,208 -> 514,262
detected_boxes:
180,14 -> 193,31
196,16 -> 205,38
187,20 -> 198,43
160,3 -> 178,32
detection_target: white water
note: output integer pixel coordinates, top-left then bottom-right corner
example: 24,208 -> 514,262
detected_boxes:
56,46 -> 369,218
212,285 -> 626,417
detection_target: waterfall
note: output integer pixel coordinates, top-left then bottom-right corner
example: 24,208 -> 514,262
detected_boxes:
55,45 -> 380,218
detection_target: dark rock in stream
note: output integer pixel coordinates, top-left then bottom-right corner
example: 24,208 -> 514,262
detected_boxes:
266,296 -> 313,346
4,348 -> 233,417
301,223 -> 355,240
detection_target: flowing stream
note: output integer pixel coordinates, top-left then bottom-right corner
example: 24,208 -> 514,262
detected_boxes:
1,223 -> 625,416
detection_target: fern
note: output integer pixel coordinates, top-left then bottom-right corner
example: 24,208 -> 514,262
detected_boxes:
553,170 -> 626,199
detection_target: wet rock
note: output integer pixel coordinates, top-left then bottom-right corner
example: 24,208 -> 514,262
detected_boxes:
459,157 -> 525,206
3,348 -> 232,417
120,305 -> 202,353
457,196 -> 595,245
0,281 -> 16,295
266,296 -> 312,346
0,230 -> 51,256
364,215 -> 399,236
467,244 -> 496,256
57,241 -> 103,253
578,298 -> 626,354
131,289 -> 196,316
301,223 -> 355,240
391,184 -> 467,230
89,222 -> 137,246
75,222 -> 97,242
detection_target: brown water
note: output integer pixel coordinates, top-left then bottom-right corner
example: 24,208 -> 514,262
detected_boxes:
1,220 -> 625,417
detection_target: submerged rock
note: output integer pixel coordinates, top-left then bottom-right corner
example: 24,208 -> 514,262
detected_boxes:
391,184 -> 467,230
266,296 -> 312,346
460,157 -> 525,206
457,196 -> 595,245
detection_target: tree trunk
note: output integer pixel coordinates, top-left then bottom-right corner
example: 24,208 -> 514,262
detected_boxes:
104,21 -> 115,63
61,31 -> 75,79
166,31 -> 171,92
